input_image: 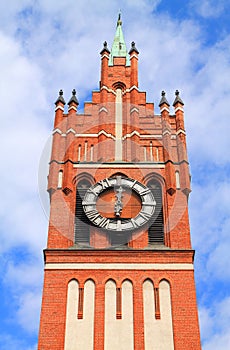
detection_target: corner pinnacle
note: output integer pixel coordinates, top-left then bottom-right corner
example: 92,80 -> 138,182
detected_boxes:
159,91 -> 170,107
55,89 -> 66,105
68,89 -> 79,106
173,90 -> 184,106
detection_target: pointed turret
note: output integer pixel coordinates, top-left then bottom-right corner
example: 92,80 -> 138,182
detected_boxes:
159,91 -> 170,108
68,89 -> 79,105
160,91 -> 176,195
55,89 -> 65,106
173,90 -> 191,196
129,41 -> 139,55
54,89 -> 65,129
129,41 -> 139,88
109,13 -> 130,66
100,41 -> 110,55
173,90 -> 185,131
68,89 -> 79,113
173,90 -> 184,106
100,42 -> 110,88
49,90 -> 66,195
99,13 -> 141,106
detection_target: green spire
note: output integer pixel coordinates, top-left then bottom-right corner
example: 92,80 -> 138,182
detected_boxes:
109,13 -> 130,66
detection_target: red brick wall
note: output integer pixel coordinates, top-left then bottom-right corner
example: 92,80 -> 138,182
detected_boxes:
38,250 -> 201,350
38,39 -> 201,349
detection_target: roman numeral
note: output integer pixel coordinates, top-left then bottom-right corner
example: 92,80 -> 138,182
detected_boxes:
143,201 -> 156,206
131,180 -> 137,188
88,187 -> 99,195
139,211 -> 152,220
98,178 -> 111,190
98,217 -> 110,229
131,218 -> 139,228
82,201 -> 96,206
86,209 -> 100,221
116,220 -> 122,231
139,188 -> 151,196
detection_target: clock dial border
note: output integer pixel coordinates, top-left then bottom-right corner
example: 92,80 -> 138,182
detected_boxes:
82,177 -> 156,232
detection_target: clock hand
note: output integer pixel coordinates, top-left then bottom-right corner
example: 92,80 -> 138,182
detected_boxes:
114,186 -> 123,216
114,176 -> 123,217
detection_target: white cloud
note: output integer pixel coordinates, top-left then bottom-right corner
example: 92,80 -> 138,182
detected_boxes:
0,30 -> 49,254
200,297 -> 230,349
0,0 -> 32,34
0,1 -> 229,349
1,260 -> 43,338
0,334 -> 36,350
199,307 -> 214,341
4,261 -> 43,289
207,236 -> 230,280
17,291 -> 42,333
205,333 -> 230,350
190,0 -> 227,18
185,36 -> 230,165
190,177 -> 230,286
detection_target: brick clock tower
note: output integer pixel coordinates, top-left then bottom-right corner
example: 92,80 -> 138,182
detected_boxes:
38,15 -> 201,350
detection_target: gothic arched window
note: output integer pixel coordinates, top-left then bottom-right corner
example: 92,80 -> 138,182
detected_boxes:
147,179 -> 164,245
75,180 -> 91,245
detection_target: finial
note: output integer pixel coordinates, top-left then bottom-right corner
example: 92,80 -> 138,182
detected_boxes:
68,89 -> 79,106
100,41 -> 110,54
55,89 -> 66,105
129,41 -> 139,54
173,90 -> 184,106
117,12 -> 122,27
159,90 -> 170,107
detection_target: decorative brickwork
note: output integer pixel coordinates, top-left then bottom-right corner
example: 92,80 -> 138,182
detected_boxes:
38,15 -> 201,350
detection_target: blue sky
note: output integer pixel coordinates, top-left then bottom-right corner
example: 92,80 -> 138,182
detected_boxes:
0,1 -> 230,349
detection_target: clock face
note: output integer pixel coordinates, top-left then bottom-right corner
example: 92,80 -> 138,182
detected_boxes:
82,176 -> 156,232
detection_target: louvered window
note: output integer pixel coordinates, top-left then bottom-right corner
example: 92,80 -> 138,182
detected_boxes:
75,180 -> 91,245
148,180 -> 164,244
